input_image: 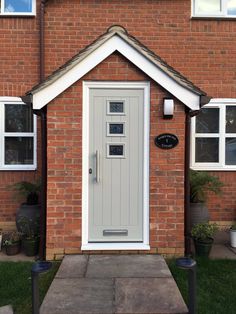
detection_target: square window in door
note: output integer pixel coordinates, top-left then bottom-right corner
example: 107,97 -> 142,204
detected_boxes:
107,101 -> 125,115
107,122 -> 125,136
107,143 -> 125,158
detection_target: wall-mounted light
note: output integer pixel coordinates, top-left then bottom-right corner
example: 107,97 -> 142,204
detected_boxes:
163,98 -> 174,119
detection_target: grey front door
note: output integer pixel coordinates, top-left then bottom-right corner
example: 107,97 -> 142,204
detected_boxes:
88,88 -> 144,242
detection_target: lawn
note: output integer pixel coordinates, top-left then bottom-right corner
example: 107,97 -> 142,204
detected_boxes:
168,258 -> 236,314
0,261 -> 60,314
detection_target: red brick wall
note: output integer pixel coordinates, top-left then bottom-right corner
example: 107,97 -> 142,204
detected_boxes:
0,3 -> 40,230
46,52 -> 186,259
43,0 -> 236,231
44,0 -> 236,98
1,0 -> 236,249
207,172 -> 236,224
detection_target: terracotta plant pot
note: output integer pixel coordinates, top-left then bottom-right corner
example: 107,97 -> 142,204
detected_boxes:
193,237 -> 214,257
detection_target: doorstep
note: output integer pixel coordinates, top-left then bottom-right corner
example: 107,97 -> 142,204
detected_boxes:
40,254 -> 188,314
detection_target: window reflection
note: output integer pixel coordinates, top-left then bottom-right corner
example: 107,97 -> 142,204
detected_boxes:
196,0 -> 221,13
227,0 -> 236,15
195,138 -> 219,162
5,0 -> 32,13
5,104 -> 33,132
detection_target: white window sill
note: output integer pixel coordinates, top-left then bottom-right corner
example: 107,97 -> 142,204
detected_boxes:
191,15 -> 236,19
0,165 -> 36,171
0,12 -> 36,17
191,166 -> 236,171
81,243 -> 150,251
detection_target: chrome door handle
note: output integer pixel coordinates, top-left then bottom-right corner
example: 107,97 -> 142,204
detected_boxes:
96,150 -> 100,183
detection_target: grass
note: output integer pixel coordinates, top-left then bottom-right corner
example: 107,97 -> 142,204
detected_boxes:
168,258 -> 236,314
0,261 -> 60,314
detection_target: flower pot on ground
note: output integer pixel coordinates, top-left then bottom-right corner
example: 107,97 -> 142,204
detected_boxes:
190,170 -> 224,228
9,180 -> 41,234
230,223 -> 236,248
3,231 -> 21,256
0,229 -> 2,251
18,216 -> 40,257
22,237 -> 39,256
191,222 -> 218,257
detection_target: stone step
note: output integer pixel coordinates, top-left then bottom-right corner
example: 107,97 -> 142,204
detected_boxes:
40,255 -> 188,314
0,305 -> 13,314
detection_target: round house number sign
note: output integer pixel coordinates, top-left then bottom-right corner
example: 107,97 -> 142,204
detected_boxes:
154,133 -> 179,149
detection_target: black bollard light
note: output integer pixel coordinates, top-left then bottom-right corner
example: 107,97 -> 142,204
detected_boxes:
176,257 -> 197,314
31,261 -> 52,314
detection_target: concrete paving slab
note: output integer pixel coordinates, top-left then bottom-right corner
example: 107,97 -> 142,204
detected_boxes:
40,278 -> 114,314
86,255 -> 172,278
115,277 -> 188,314
213,230 -> 229,244
210,244 -> 236,259
226,244 -> 236,254
0,305 -> 13,314
56,255 -> 88,278
0,251 -> 34,262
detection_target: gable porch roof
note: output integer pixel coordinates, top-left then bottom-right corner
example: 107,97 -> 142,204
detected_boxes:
25,25 -> 210,110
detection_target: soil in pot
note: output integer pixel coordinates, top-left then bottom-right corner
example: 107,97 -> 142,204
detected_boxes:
194,237 -> 214,257
5,242 -> 21,256
22,238 -> 39,256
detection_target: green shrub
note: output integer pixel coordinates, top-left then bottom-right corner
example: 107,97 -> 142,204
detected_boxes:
190,170 -> 224,203
191,222 -> 218,241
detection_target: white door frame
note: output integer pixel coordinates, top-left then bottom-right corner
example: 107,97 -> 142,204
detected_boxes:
82,81 -> 150,250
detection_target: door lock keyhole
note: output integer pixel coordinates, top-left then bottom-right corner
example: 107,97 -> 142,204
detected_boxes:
89,168 -> 92,174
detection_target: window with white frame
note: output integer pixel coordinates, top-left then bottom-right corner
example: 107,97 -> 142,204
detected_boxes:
0,98 -> 37,170
192,0 -> 236,17
191,100 -> 236,170
0,0 -> 36,16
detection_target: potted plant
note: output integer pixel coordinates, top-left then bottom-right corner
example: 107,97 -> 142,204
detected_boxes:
9,180 -> 41,234
190,170 -> 223,228
230,223 -> 236,248
3,231 -> 21,256
18,216 -> 40,256
191,222 -> 218,257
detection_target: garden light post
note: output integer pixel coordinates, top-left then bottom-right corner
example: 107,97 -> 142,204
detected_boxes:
176,257 -> 197,314
31,261 -> 52,314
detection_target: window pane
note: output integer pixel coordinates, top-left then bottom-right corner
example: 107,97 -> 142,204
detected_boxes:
196,0 -> 221,13
226,106 -> 236,133
227,0 -> 236,15
4,0 -> 32,13
109,123 -> 124,135
226,138 -> 236,165
109,102 -> 124,113
5,104 -> 33,132
195,138 -> 219,162
196,108 -> 219,133
5,137 -> 34,165
109,145 -> 124,156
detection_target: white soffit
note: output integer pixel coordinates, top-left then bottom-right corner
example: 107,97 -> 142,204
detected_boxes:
32,35 -> 201,110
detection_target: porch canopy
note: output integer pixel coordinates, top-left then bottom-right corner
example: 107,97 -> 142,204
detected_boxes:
23,25 -> 210,109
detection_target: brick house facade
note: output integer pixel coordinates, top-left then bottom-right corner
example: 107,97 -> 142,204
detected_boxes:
0,0 -> 235,260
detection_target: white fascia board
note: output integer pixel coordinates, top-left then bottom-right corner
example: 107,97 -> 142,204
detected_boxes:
32,36 -> 200,110
0,97 -> 22,102
208,98 -> 236,104
32,38 -> 117,109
